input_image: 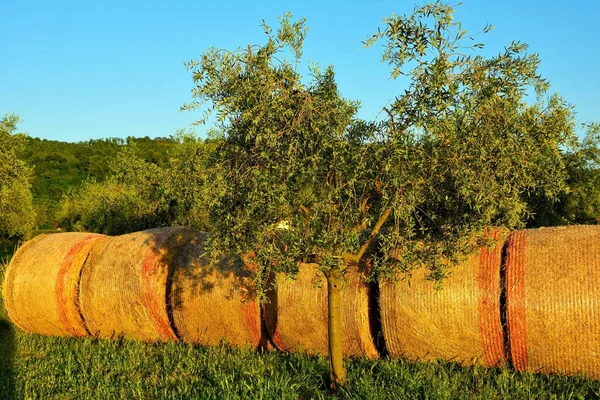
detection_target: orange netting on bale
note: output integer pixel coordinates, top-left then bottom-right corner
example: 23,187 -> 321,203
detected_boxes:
170,232 -> 263,349
79,227 -> 196,342
505,225 -> 600,378
2,232 -> 107,337
380,230 -> 506,367
263,263 -> 379,359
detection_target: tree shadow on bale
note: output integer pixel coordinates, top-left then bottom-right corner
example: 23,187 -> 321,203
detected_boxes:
165,228 -> 273,350
141,227 -> 273,350
80,227 -> 272,348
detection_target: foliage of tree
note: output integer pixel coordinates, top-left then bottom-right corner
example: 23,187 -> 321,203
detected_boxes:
18,136 -> 175,228
56,133 -> 216,235
182,4 -> 579,388
56,179 -> 152,235
163,131 -> 222,230
0,113 -> 35,239
183,14 -> 368,386
527,123 -> 600,227
364,2 -> 578,280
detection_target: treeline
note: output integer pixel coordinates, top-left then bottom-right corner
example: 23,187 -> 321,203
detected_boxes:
47,124 -> 600,236
56,134 -> 215,234
4,119 -> 600,241
18,136 -> 175,228
526,123 -> 600,227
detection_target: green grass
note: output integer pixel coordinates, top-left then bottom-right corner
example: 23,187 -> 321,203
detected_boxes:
1,259 -> 599,399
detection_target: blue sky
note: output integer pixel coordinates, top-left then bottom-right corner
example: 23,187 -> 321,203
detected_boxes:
1,0 -> 598,142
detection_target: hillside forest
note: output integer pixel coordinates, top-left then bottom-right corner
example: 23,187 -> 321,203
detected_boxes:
2,117 -> 600,246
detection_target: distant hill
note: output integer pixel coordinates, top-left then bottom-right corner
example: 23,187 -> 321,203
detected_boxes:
19,136 -> 176,228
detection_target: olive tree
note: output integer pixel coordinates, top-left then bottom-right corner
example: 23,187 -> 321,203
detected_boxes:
183,14 -> 377,387
183,4 -> 576,388
363,1 -> 577,280
0,113 -> 35,240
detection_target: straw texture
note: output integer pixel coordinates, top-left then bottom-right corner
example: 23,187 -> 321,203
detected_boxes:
264,263 -> 379,358
505,225 -> 600,378
170,233 -> 262,348
80,227 -> 194,342
380,231 -> 505,366
2,232 -> 107,337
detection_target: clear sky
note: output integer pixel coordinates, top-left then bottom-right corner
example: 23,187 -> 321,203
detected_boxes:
1,0 -> 598,142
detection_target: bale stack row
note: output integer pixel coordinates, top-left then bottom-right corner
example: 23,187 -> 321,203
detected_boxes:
504,226 -> 600,378
380,228 -> 506,368
3,232 -> 106,337
2,227 -> 377,358
379,225 -> 600,379
2,227 -> 262,348
3,225 -> 600,379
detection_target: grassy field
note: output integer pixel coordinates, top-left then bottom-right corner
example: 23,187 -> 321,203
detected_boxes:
1,261 -> 599,399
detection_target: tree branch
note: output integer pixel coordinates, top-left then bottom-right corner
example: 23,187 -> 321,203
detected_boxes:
355,207 -> 392,262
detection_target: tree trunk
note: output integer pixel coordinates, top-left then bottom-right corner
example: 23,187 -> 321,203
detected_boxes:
326,267 -> 346,390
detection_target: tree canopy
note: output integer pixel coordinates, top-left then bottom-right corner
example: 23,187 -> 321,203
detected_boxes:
183,14 -> 378,281
0,113 -> 35,239
183,5 -> 577,285
181,6 -> 581,386
20,136 -> 174,228
364,2 -> 577,279
527,123 -> 600,227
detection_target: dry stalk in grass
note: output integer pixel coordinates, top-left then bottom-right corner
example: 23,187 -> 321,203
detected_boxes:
380,229 -> 506,367
2,232 -> 107,337
170,232 -> 263,349
79,227 -> 195,342
263,263 -> 379,359
505,225 -> 600,378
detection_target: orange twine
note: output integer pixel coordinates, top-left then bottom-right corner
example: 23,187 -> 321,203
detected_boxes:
55,234 -> 105,337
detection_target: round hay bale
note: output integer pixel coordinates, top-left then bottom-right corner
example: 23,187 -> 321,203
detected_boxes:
505,225 -> 600,378
2,232 -> 107,337
380,230 -> 506,367
80,227 -> 196,342
170,233 -> 263,349
263,263 -> 379,358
